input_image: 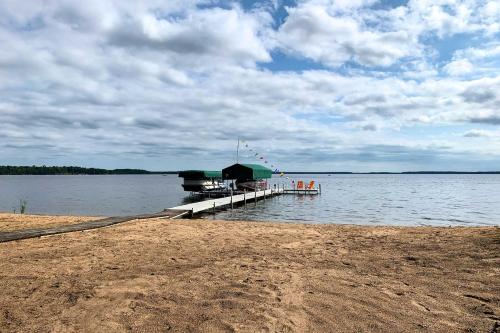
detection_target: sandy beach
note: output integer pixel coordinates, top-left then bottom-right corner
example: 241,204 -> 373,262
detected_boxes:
0,213 -> 102,232
0,214 -> 499,333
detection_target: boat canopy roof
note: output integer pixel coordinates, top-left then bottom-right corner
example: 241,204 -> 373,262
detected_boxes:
178,170 -> 222,179
222,163 -> 273,180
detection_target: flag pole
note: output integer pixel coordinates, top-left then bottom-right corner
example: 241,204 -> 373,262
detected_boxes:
236,137 -> 240,163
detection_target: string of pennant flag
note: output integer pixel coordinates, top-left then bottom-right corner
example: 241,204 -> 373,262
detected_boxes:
240,139 -> 289,179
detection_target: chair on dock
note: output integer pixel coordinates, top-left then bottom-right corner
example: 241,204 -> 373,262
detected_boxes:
307,181 -> 315,190
297,181 -> 304,190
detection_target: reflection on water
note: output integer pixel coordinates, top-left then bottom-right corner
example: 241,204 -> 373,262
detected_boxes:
212,174 -> 500,226
1,174 -> 499,226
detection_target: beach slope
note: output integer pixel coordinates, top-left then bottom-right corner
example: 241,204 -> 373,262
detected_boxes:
0,215 -> 499,332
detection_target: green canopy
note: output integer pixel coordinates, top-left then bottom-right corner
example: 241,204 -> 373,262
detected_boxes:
178,170 -> 222,179
222,163 -> 273,180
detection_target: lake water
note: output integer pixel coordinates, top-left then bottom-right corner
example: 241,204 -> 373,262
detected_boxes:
0,174 -> 499,226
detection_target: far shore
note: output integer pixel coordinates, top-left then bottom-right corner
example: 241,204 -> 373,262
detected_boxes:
0,213 -> 499,332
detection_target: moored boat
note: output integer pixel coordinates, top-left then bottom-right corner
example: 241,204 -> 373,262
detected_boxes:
178,170 -> 225,192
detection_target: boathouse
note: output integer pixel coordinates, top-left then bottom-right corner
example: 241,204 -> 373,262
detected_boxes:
222,163 -> 272,181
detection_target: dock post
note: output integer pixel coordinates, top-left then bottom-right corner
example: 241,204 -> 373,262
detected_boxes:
264,188 -> 266,201
319,183 -> 322,195
244,189 -> 246,207
230,189 -> 233,210
190,208 -> 194,218
213,202 -> 216,214
254,186 -> 257,206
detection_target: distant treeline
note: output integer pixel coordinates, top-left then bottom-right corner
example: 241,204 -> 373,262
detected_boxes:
284,171 -> 500,174
0,165 -> 151,175
1,166 -> 499,175
402,171 -> 500,174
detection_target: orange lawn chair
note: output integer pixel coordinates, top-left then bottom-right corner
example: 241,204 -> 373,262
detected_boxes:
307,181 -> 315,190
297,180 -> 304,190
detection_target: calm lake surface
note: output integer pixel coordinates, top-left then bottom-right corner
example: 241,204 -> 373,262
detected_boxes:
1,174 -> 499,226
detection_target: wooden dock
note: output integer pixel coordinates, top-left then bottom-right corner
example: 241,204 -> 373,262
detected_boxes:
170,188 -> 284,214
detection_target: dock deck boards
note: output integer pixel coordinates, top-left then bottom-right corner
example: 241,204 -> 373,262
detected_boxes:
170,188 -> 283,214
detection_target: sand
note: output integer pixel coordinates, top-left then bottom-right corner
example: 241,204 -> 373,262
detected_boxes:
0,214 -> 499,333
0,213 -> 101,232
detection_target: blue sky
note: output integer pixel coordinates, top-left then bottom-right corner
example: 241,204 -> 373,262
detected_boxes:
0,0 -> 499,171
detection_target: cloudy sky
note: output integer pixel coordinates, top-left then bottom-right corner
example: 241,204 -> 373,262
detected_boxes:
1,0 -> 499,172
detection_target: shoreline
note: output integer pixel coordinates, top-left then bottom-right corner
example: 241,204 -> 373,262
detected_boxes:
1,212 -> 498,231
0,214 -> 499,332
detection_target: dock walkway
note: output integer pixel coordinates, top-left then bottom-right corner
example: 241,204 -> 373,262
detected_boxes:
170,188 -> 283,214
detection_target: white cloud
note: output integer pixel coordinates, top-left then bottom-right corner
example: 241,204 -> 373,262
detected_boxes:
409,1 -> 473,37
479,0 -> 500,34
401,0 -> 500,37
443,42 -> 500,78
463,129 -> 500,138
402,60 -> 439,79
455,43 -> 500,61
273,0 -> 500,69
302,0 -> 377,12
444,59 -> 474,76
107,6 -> 272,67
276,4 -> 418,67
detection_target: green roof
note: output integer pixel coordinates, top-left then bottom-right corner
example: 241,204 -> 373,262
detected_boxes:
178,170 -> 222,179
222,163 -> 273,180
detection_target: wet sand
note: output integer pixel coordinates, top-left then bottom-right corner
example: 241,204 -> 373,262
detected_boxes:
0,214 -> 499,332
